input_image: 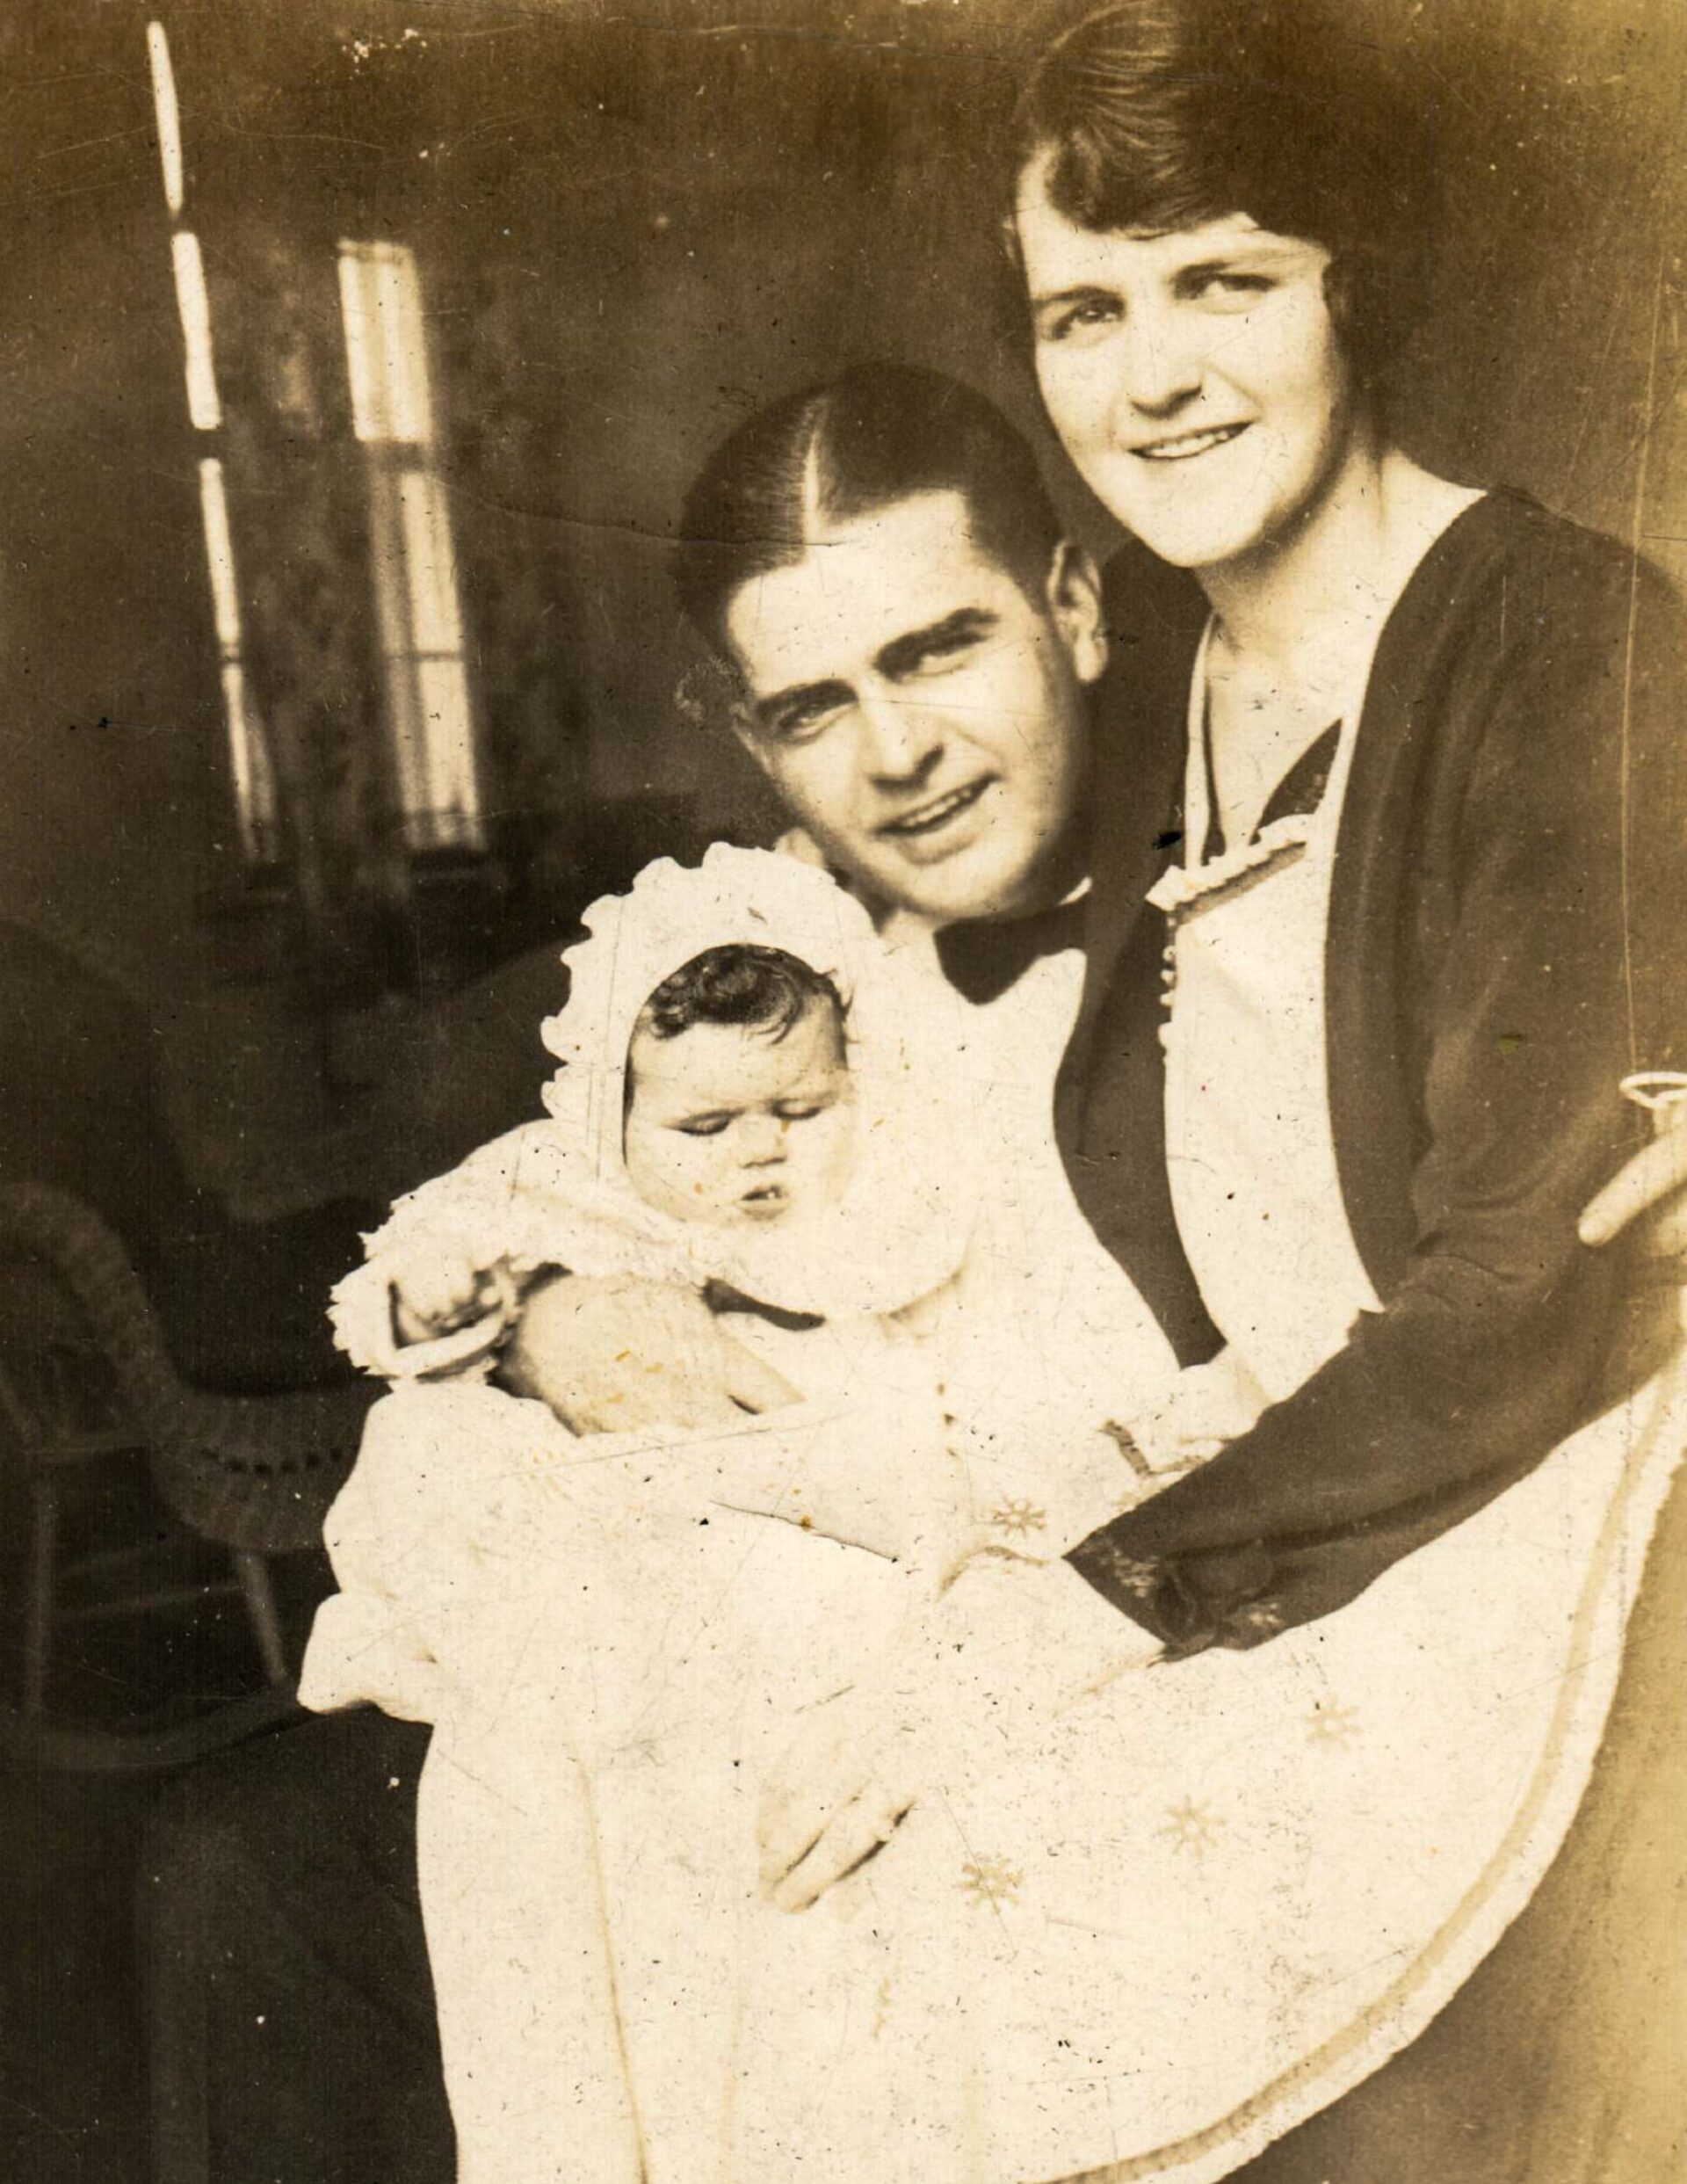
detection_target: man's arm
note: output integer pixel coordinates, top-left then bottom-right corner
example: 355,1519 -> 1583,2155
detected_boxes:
499,1270 -> 798,1433
331,1118 -> 797,1423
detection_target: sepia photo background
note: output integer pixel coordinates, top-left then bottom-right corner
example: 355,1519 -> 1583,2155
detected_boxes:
0,2 -> 1682,2179
4,0 -> 1684,1196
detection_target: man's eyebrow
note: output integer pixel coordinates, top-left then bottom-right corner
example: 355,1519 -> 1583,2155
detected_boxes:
753,677 -> 852,732
876,606 -> 999,680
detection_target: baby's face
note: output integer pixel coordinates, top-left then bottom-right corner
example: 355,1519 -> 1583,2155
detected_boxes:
622,998 -> 856,1228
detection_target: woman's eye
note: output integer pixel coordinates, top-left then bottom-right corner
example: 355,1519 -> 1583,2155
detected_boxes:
1193,272 -> 1274,304
1041,297 -> 1119,345
677,1117 -> 732,1137
775,1101 -> 826,1122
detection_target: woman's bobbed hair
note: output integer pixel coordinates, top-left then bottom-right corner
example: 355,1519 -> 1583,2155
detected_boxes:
1009,0 -> 1433,396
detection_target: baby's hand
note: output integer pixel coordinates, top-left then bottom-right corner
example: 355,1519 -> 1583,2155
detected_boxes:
389,1252 -> 508,1346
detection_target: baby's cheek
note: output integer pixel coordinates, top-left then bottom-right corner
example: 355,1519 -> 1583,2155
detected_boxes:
699,1146 -> 741,1208
816,1113 -> 858,1194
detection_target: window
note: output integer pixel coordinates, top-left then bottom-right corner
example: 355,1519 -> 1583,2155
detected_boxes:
197,458 -> 282,864
337,240 -> 484,853
148,18 -> 283,864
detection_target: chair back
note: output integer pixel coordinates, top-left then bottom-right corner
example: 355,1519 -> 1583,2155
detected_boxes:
0,1182 -> 367,1553
0,1186 -> 182,1474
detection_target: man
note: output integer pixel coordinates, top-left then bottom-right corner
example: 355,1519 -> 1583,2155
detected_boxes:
145,364 -> 1147,2184
147,364 -> 1680,2184
499,363 -> 1194,1432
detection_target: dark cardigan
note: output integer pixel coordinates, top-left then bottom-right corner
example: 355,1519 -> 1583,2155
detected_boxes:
1060,492 -> 1687,1651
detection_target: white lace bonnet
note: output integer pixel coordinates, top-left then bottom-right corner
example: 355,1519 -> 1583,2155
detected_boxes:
533,844 -> 974,1316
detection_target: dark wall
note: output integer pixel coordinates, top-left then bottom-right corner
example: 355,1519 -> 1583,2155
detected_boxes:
2,0 -> 1683,1198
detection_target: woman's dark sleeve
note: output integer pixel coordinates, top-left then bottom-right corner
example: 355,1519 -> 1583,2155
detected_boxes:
1069,552 -> 1687,1652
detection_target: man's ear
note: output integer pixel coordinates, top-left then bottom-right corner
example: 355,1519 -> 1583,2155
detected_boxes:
1045,541 -> 1108,685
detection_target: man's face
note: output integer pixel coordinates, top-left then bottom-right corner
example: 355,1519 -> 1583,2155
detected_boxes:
725,490 -> 1103,925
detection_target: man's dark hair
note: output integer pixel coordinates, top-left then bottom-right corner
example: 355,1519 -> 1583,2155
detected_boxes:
1008,1 -> 1432,396
672,362 -> 1063,659
635,944 -> 844,1048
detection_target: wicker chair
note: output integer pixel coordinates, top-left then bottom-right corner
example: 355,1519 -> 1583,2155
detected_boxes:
0,1181 -> 373,1772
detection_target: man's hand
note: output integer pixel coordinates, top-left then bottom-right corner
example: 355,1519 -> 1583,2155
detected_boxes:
757,1564 -> 1034,1913
499,1271 -> 799,1434
757,1556 -> 1161,1912
757,1678 -> 930,1914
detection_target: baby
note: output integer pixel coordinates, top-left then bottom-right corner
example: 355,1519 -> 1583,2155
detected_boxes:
301,849 -> 1015,2181
389,940 -> 856,1346
300,845 -> 1260,2184
307,853 -> 991,1681
310,846 -> 1225,1656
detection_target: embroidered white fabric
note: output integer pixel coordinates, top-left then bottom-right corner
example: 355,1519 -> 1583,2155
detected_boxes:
328,845 -> 979,1378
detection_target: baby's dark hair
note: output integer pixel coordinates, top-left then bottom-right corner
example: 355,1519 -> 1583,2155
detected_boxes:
634,944 -> 845,1048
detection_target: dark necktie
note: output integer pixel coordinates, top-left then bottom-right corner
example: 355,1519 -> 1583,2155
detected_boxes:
933,894 -> 1090,1005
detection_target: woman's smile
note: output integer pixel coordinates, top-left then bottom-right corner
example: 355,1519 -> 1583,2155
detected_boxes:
1015,154 -> 1358,575
1132,422 -> 1250,461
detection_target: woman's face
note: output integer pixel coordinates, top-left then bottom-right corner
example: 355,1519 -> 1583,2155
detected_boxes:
1015,151 -> 1360,575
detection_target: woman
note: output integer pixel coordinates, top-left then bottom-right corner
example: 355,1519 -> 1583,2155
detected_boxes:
1003,0 -> 1687,1649
756,5 -> 1687,2178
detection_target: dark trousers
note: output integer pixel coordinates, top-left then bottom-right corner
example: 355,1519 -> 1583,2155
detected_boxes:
144,1476 -> 1687,2184
144,1709 -> 454,2184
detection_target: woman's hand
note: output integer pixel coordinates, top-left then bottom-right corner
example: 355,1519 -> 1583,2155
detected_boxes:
499,1271 -> 799,1434
1579,1128 -> 1687,1259
1140,1347 -> 1270,1465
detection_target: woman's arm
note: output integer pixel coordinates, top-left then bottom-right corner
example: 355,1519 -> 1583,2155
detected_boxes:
1071,541 -> 1687,1651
